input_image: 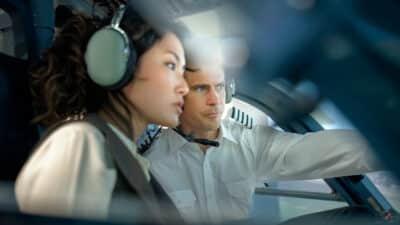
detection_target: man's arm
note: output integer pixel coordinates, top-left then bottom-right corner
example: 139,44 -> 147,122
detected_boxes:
246,126 -> 382,181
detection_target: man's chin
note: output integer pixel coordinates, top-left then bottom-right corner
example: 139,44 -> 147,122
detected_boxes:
205,119 -> 221,130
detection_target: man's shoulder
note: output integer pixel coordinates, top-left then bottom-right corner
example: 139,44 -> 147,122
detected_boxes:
221,118 -> 280,142
222,118 -> 253,132
220,119 -> 255,144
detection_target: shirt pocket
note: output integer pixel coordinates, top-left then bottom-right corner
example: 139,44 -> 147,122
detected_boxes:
224,178 -> 254,211
168,190 -> 197,218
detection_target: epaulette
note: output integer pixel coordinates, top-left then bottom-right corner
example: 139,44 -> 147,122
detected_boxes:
229,106 -> 253,129
137,124 -> 162,154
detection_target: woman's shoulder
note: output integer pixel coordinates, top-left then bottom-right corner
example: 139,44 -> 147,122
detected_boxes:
50,121 -> 104,140
16,120 -> 113,189
15,120 -> 116,218
31,121 -> 108,162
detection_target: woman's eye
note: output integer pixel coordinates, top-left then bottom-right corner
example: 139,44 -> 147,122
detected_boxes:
166,62 -> 176,71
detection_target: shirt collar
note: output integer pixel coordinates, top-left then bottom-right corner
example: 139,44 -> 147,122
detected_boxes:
166,120 -> 238,152
167,128 -> 192,153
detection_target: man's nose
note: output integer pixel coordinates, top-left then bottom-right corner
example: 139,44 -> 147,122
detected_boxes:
207,88 -> 220,105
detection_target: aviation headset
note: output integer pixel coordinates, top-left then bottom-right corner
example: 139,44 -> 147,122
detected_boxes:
225,77 -> 235,103
85,4 -> 236,102
84,5 -> 136,90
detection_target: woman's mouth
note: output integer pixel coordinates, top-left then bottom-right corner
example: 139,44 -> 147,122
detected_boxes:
174,102 -> 184,114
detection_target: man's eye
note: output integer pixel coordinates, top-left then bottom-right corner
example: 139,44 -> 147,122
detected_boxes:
165,62 -> 176,70
216,84 -> 225,92
194,86 -> 206,93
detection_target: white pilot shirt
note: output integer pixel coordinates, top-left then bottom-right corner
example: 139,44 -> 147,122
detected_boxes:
145,119 -> 380,223
15,121 -> 150,220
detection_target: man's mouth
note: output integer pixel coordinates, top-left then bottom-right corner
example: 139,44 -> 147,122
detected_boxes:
204,111 -> 221,118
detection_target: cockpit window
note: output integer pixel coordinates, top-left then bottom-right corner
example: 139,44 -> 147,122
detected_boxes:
0,9 -> 27,59
0,9 -> 14,56
367,171 -> 400,212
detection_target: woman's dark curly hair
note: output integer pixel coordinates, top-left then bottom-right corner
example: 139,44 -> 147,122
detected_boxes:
31,0 -> 161,127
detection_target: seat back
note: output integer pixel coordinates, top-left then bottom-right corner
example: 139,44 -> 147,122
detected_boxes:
0,53 -> 38,180
0,0 -> 54,180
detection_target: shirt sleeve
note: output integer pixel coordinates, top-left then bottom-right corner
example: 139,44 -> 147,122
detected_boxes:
15,122 -> 117,220
246,126 -> 382,181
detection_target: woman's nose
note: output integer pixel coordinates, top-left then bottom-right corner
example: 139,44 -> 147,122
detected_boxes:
177,76 -> 189,96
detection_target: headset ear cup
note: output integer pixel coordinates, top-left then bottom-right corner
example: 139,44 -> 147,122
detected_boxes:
225,85 -> 232,103
225,78 -> 235,103
85,28 -> 135,90
84,5 -> 137,90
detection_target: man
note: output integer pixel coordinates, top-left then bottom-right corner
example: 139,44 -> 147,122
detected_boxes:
144,59 -> 380,223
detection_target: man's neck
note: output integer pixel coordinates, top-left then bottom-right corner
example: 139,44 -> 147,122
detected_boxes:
180,125 -> 219,154
194,129 -> 219,140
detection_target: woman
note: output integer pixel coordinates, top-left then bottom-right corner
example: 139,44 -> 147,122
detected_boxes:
14,1 -> 188,223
